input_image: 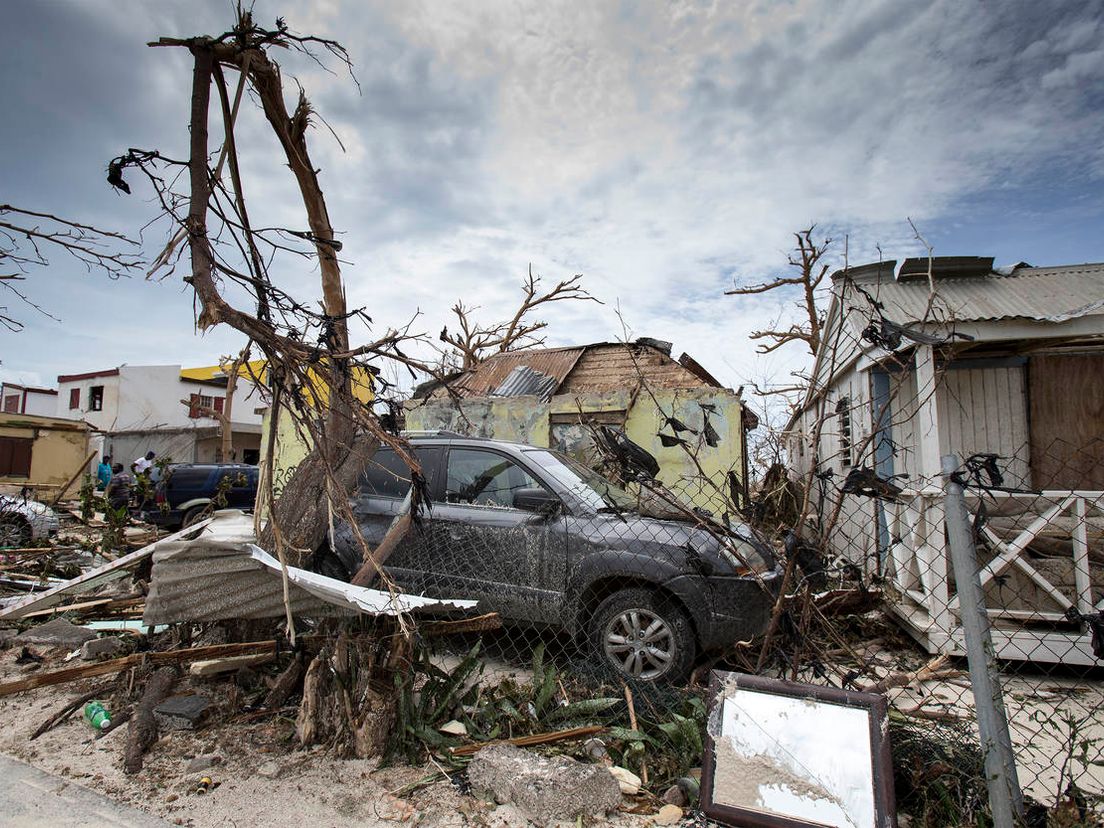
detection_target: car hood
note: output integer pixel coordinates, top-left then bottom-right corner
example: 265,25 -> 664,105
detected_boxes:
583,511 -> 774,574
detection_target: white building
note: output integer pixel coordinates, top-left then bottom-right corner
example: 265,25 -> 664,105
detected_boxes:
787,257 -> 1104,664
1,382 -> 58,417
56,364 -> 266,465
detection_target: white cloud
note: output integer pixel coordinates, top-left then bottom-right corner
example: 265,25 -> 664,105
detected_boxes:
2,0 -> 1102,399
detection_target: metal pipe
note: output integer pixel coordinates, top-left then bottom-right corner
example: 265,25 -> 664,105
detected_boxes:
942,453 -> 1023,826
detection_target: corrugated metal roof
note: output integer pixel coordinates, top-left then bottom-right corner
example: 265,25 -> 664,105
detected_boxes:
490,365 -> 561,400
449,347 -> 586,398
847,262 -> 1104,325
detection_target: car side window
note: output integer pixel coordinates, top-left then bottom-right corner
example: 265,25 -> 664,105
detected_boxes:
444,449 -> 542,508
359,447 -> 441,499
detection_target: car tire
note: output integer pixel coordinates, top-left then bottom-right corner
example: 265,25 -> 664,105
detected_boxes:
590,588 -> 695,684
0,517 -> 32,549
181,506 -> 209,528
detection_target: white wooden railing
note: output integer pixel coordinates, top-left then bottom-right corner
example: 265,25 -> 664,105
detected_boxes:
882,488 -> 1104,665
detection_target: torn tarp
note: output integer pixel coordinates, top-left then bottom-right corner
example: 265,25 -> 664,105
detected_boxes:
142,513 -> 476,625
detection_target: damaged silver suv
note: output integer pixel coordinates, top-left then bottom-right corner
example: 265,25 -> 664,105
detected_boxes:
319,434 -> 781,683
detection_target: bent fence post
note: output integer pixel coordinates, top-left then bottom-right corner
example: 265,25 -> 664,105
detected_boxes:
942,453 -> 1023,826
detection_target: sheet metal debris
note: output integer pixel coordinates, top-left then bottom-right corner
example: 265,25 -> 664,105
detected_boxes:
143,511 -> 475,625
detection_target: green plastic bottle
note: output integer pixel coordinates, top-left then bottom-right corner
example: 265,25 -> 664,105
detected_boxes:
83,701 -> 111,730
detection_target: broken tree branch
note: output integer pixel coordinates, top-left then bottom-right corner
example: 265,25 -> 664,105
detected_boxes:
125,666 -> 178,774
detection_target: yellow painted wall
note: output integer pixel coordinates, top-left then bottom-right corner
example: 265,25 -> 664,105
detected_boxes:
0,414 -> 91,499
405,387 -> 746,511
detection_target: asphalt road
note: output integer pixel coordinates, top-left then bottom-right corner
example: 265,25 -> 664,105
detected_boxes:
0,754 -> 172,827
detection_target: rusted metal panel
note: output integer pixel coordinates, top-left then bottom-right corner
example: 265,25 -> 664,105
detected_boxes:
449,347 -> 585,398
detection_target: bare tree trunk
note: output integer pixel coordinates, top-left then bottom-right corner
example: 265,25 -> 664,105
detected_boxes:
257,431 -> 378,564
219,344 -> 250,462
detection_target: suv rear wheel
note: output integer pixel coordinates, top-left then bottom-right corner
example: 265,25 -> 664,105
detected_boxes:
591,588 -> 695,684
182,505 -> 209,528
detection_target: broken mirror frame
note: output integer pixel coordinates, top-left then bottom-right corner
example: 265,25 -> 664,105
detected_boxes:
701,671 -> 896,828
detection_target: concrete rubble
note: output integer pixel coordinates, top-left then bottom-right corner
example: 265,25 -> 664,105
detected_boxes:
154,694 -> 211,730
467,743 -> 622,827
12,617 -> 96,650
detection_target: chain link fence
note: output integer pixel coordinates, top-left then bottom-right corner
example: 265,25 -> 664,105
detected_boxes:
306,414 -> 1104,827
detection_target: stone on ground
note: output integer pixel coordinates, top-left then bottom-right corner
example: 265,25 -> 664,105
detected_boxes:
467,744 -> 621,827
81,636 -> 126,661
154,694 -> 211,730
13,618 -> 96,650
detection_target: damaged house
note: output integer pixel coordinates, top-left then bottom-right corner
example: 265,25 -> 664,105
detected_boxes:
407,339 -> 757,510
787,257 -> 1104,664
56,364 -> 266,465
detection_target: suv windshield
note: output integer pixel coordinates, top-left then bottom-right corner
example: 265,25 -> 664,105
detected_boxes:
525,449 -> 637,512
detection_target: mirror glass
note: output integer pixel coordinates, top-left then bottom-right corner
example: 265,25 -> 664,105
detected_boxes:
709,684 -> 877,828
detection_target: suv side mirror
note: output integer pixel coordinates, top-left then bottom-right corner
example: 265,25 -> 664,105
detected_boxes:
513,487 -> 561,515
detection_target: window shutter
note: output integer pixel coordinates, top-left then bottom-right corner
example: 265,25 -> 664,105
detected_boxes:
189,393 -> 201,419
213,397 -> 225,414
0,437 -> 33,476
69,388 -> 80,410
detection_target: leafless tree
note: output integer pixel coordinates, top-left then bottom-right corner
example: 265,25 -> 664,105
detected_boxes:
0,204 -> 141,332
439,267 -> 599,369
726,226 -> 832,357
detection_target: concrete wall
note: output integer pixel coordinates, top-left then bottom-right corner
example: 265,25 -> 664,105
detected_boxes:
56,373 -> 121,430
57,365 -> 264,432
0,413 -> 91,498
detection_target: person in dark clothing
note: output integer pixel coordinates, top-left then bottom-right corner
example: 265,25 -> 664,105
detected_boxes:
104,463 -> 133,512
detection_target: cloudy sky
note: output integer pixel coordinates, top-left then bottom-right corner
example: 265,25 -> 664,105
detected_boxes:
3,0 -> 1102,415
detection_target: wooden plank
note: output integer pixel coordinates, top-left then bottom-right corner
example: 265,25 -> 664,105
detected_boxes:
450,725 -> 605,757
1029,353 -> 1104,490
189,653 -> 276,676
0,639 -> 293,697
1072,497 -> 1093,616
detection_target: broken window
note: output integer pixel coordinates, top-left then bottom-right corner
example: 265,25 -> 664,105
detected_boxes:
836,396 -> 852,468
68,388 -> 80,410
89,385 -> 104,412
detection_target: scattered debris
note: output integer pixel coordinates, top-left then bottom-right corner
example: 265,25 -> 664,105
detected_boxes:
125,666 -> 179,774
653,803 -> 683,825
154,694 -> 211,731
609,765 -> 643,795
467,743 -> 622,826
80,636 -> 126,661
13,618 -> 96,650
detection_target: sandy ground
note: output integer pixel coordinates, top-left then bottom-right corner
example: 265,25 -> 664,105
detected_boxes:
0,645 -> 672,828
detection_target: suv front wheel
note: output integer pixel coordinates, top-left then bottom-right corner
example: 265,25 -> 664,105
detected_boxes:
591,588 -> 695,684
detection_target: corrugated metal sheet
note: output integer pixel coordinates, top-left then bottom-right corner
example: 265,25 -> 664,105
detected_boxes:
448,347 -> 586,398
490,365 -> 560,400
847,262 -> 1104,325
143,511 -> 476,625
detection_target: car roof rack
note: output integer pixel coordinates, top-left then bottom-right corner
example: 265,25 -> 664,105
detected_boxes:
401,429 -> 468,438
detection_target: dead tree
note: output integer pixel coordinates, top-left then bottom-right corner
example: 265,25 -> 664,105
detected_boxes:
108,12 -> 440,759
0,204 -> 141,332
109,15 -> 432,564
726,226 -> 831,357
439,267 -> 599,369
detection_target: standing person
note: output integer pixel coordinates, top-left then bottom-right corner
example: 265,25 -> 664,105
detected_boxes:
133,451 -> 156,476
96,456 -> 113,490
104,464 -> 133,512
